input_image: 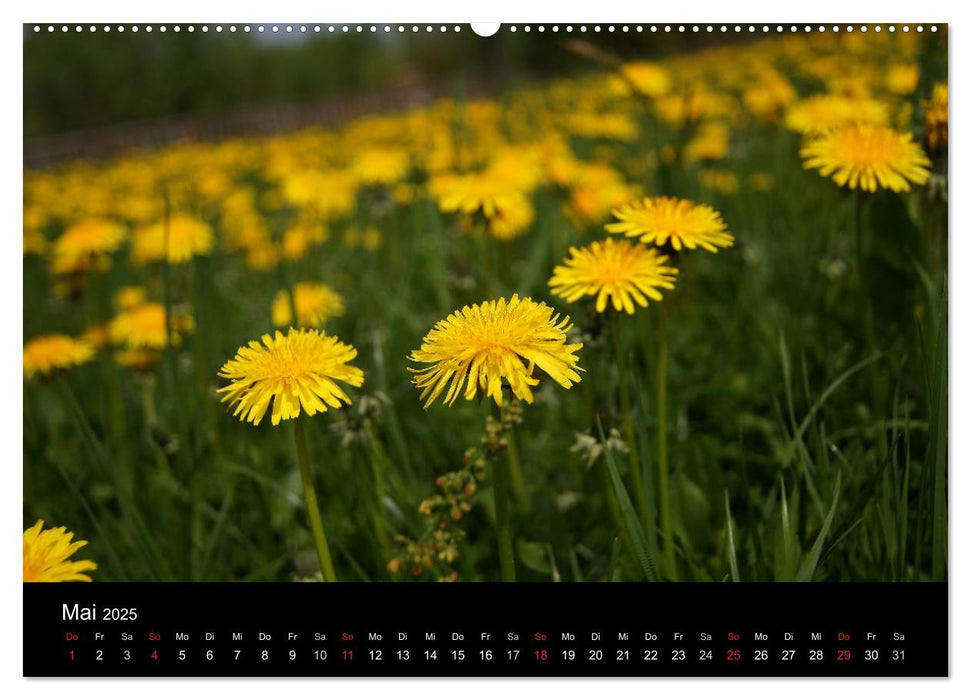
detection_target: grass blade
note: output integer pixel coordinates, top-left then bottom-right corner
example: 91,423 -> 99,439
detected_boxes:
597,418 -> 658,582
796,471 -> 841,582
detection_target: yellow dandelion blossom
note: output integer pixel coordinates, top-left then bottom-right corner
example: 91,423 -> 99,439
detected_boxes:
131,214 -> 213,266
886,63 -> 919,96
618,61 -> 671,98
784,94 -> 888,135
115,285 -> 147,311
51,218 -> 126,274
352,147 -> 410,185
800,123 -> 932,192
282,221 -> 328,260
606,197 -> 734,253
684,121 -> 731,163
567,165 -> 642,225
923,83 -> 948,152
109,303 -> 195,349
486,194 -> 534,241
23,335 -> 95,378
218,328 -> 364,426
409,294 -> 583,409
245,242 -> 281,270
549,238 -> 679,314
432,172 -> 528,221
23,520 -> 97,582
272,282 -> 345,328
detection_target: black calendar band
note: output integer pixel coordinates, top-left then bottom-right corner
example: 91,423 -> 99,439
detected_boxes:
24,582 -> 947,677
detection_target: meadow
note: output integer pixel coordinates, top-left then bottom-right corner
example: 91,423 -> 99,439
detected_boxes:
23,29 -> 948,584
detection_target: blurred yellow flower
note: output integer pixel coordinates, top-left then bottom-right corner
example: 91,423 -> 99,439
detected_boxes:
618,61 -> 671,98
272,282 -> 345,328
684,122 -> 731,163
282,221 -> 328,260
51,218 -> 126,274
784,94 -> 888,135
23,335 -> 95,378
132,214 -> 213,265
800,123 -> 932,192
433,171 -> 523,219
352,147 -> 410,185
549,237 -> 678,314
23,520 -> 97,582
886,63 -> 919,96
567,164 -> 641,225
109,302 -> 195,349
218,328 -> 364,426
115,285 -> 147,311
410,294 -> 583,408
607,197 -> 734,253
486,194 -> 534,240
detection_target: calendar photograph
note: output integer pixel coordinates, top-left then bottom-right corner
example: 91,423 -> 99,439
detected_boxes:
23,22 -> 947,602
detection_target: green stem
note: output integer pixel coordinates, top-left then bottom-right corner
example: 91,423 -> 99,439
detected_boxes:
505,427 -> 530,509
610,312 -> 646,528
656,305 -> 676,580
491,402 -> 516,582
293,417 -> 338,582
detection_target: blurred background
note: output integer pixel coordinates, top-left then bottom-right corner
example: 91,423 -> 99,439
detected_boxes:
24,26 -> 745,161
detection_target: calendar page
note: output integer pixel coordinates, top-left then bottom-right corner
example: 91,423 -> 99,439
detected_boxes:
22,20 -> 948,678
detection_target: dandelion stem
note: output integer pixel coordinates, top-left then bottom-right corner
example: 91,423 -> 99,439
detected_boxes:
656,304 -> 676,580
506,426 -> 530,509
491,401 -> 517,582
293,417 -> 338,583
610,312 -> 646,529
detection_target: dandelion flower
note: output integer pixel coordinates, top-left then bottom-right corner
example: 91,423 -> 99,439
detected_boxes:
549,238 -> 679,314
606,197 -> 734,253
410,294 -> 583,408
886,63 -> 919,96
131,214 -> 213,266
618,61 -> 671,97
23,520 -> 97,582
272,282 -> 345,328
800,123 -> 932,192
784,94 -> 888,135
109,303 -> 194,349
432,172 -> 527,221
485,195 -> 535,241
51,218 -> 126,274
218,328 -> 364,426
352,147 -> 410,185
23,335 -> 95,378
115,285 -> 147,311
683,121 -> 731,163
